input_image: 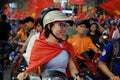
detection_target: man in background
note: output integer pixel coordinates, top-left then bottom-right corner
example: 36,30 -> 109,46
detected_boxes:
0,14 -> 11,80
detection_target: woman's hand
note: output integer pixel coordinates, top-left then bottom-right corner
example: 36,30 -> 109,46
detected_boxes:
110,76 -> 120,80
17,72 -> 28,80
74,76 -> 82,80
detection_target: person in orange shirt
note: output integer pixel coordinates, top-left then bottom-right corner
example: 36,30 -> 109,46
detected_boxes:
17,26 -> 28,42
67,20 -> 102,79
68,20 -> 102,58
12,20 -> 27,44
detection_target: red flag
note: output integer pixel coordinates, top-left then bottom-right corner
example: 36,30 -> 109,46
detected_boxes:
77,12 -> 87,20
20,9 -> 27,19
54,2 -> 60,8
70,0 -> 84,5
35,0 -> 53,19
28,0 -> 37,18
28,0 -> 53,19
13,8 -> 20,19
100,0 -> 120,17
91,8 -> 97,15
76,9 -> 82,20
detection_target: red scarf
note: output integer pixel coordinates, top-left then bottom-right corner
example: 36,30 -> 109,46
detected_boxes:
26,30 -> 79,75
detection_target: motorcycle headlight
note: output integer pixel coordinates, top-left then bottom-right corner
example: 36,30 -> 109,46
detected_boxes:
103,35 -> 108,39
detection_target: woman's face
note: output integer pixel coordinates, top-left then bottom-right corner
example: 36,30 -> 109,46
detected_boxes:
36,23 -> 43,32
51,21 -> 67,39
75,24 -> 87,35
90,24 -> 97,32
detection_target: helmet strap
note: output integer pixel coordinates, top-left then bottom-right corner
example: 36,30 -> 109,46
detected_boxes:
49,27 -> 61,40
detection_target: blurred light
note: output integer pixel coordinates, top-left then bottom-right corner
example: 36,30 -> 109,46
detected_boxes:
62,10 -> 73,14
9,3 -> 17,8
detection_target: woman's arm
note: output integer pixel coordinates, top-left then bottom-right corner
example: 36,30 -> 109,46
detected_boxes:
17,72 -> 28,80
98,61 -> 120,80
68,56 -> 81,80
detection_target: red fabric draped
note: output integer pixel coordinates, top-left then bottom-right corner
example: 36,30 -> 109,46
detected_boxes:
26,30 -> 79,74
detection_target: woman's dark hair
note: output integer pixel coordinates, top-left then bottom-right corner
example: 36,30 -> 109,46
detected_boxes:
34,18 -> 42,28
90,22 -> 100,34
90,22 -> 99,30
44,23 -> 54,38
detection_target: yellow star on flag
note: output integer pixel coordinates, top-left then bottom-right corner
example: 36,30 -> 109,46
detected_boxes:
114,10 -> 120,15
31,12 -> 36,18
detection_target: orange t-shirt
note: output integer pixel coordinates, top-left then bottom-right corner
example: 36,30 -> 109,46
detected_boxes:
67,35 -> 97,57
17,29 -> 28,41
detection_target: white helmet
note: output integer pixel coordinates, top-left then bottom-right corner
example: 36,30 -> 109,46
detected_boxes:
41,8 -> 74,28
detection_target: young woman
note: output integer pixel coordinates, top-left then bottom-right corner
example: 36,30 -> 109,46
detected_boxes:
17,8 -> 81,80
87,22 -> 101,45
12,20 -> 28,43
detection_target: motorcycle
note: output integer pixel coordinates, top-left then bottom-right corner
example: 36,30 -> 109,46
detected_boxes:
9,41 -> 24,63
75,50 -> 99,80
10,53 -> 67,80
12,52 -> 98,80
75,33 -> 109,80
10,53 -> 41,80
10,42 -> 28,80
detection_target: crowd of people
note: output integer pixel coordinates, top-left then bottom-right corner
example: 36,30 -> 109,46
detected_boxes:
0,8 -> 120,80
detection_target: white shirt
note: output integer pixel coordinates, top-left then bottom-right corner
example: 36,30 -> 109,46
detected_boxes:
23,33 -> 40,64
112,28 -> 120,39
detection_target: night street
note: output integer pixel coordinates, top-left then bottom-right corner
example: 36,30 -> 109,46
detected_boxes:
4,65 -> 11,80
0,0 -> 120,80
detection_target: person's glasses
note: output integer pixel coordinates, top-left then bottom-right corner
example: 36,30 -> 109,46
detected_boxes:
59,22 -> 67,28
